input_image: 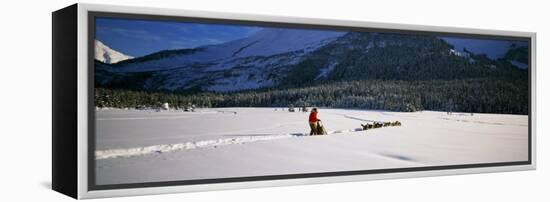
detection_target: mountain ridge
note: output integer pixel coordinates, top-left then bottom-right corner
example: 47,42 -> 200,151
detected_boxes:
95,40 -> 134,64
95,29 -> 527,93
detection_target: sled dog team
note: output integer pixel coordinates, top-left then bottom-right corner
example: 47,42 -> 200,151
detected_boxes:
308,108 -> 402,136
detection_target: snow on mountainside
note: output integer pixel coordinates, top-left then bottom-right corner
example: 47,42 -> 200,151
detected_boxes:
95,40 -> 134,64
114,28 -> 345,72
442,37 -> 530,70
508,60 -> 528,69
441,37 -> 527,60
97,29 -> 528,93
98,28 -> 345,92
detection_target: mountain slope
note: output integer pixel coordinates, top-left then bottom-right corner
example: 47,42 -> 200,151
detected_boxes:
97,28 -> 345,91
96,30 -> 527,93
111,28 -> 345,72
502,45 -> 529,69
440,37 -> 527,60
278,32 -> 527,87
95,40 -> 134,64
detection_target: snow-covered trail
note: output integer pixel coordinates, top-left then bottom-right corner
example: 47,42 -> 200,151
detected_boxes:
96,133 -> 297,160
95,126 -> 370,160
95,108 -> 394,159
95,107 -> 382,150
95,108 -> 528,185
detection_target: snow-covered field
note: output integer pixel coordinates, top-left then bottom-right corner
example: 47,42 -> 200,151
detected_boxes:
95,108 -> 528,185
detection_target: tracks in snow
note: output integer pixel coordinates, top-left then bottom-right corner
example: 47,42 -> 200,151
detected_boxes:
96,134 -> 297,160
96,127 -> 371,160
96,113 -> 390,160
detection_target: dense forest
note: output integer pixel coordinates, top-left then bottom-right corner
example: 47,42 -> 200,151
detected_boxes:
95,77 -> 528,114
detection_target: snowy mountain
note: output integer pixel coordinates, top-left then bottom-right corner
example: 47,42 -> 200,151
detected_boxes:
441,37 -> 528,66
96,29 -> 527,93
100,28 -> 345,91
95,40 -> 133,64
112,28 -> 345,72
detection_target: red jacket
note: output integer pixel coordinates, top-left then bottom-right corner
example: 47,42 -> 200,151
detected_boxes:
309,112 -> 319,122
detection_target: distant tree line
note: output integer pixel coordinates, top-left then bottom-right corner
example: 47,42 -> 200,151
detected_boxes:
95,78 -> 528,115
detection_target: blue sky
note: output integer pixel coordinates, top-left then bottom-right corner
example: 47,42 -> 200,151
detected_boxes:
95,17 -> 261,57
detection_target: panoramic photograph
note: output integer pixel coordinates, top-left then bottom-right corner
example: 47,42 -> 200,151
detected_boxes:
93,17 -> 529,185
